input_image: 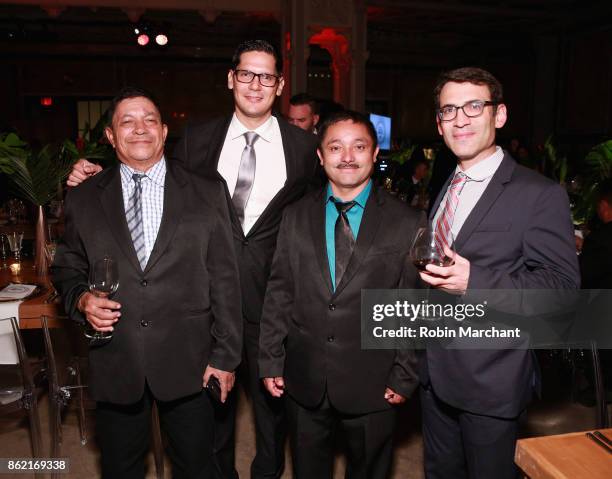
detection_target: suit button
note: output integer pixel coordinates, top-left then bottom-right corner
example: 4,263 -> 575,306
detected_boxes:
243,239 -> 249,245
140,320 -> 149,327
140,279 -> 148,287
327,336 -> 335,342
328,304 -> 336,311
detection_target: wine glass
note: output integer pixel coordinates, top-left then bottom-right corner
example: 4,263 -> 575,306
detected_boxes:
84,256 -> 119,341
6,231 -> 23,264
410,226 -> 455,272
0,234 -> 7,269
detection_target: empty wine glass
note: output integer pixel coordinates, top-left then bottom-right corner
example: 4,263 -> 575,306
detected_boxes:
84,256 -> 119,341
6,232 -> 24,264
0,235 -> 7,269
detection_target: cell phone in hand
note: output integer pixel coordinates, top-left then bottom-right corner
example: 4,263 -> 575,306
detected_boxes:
205,375 -> 222,403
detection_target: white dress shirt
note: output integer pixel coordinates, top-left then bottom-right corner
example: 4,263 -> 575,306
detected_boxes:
120,157 -> 166,265
218,114 -> 287,234
433,146 -> 504,241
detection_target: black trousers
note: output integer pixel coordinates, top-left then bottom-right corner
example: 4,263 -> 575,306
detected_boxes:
286,394 -> 397,479
420,386 -> 520,479
213,321 -> 286,479
96,385 -> 214,479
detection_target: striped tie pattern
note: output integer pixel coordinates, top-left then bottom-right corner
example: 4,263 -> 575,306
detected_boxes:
434,171 -> 467,255
127,173 -> 147,269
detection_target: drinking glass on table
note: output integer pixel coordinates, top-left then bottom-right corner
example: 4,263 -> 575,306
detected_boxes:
6,232 -> 23,264
84,256 -> 119,341
0,235 -> 7,269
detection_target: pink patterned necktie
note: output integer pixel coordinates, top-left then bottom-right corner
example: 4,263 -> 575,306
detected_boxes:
434,171 -> 468,254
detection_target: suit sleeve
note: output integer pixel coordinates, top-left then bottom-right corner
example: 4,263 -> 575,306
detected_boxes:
50,190 -> 90,325
468,182 -> 580,290
386,210 -> 426,398
258,208 -> 295,378
206,182 -> 243,371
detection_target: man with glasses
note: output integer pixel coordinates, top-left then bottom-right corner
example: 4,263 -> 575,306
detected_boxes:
67,40 -> 319,479
418,67 -> 579,478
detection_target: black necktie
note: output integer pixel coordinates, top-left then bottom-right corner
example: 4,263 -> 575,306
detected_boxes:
332,199 -> 357,288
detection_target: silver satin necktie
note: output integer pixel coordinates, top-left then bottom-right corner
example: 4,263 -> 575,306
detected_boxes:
232,131 -> 259,228
127,173 -> 147,269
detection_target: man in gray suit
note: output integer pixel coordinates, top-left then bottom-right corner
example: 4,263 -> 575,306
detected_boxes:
52,87 -> 242,478
418,68 -> 579,478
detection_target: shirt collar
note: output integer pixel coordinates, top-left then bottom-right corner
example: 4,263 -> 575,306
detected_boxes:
120,156 -> 166,187
229,113 -> 277,143
455,146 -> 504,182
326,180 -> 372,209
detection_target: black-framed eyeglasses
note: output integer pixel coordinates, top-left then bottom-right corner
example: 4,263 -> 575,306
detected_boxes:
437,100 -> 498,122
233,69 -> 281,87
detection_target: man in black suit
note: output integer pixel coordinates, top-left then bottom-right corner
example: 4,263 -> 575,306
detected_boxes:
52,87 -> 242,478
67,40 -> 318,479
259,111 -> 423,478
418,68 -> 579,478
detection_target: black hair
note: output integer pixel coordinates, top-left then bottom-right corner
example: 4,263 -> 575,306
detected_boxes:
289,93 -> 319,114
317,110 -> 378,150
108,86 -> 161,124
433,67 -> 503,108
231,39 -> 282,74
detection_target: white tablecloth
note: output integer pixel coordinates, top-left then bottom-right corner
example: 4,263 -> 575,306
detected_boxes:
0,301 -> 21,364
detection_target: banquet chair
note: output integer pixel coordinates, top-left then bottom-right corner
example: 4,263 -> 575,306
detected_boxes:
0,316 -> 43,461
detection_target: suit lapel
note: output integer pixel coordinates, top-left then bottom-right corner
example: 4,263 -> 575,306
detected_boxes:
454,154 -> 515,252
246,116 -> 300,237
429,173 -> 453,222
98,165 -> 143,274
144,162 -> 186,274
333,188 -> 384,298
309,189 -> 334,294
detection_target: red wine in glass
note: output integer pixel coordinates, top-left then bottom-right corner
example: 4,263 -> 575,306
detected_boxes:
410,227 -> 455,273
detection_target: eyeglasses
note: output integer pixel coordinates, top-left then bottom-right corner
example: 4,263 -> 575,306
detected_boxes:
437,100 -> 498,122
233,69 -> 281,87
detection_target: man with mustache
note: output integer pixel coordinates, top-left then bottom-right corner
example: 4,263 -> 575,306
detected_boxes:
418,67 -> 579,478
259,110 -> 423,478
53,87 -> 242,478
66,40 -> 319,479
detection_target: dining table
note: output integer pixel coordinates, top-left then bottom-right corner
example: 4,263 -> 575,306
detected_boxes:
515,428 -> 612,478
0,259 -> 64,329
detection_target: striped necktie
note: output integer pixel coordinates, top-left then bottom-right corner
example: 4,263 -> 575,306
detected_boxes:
127,173 -> 147,269
434,171 -> 467,255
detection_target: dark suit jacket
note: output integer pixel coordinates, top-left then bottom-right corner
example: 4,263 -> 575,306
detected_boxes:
51,161 -> 243,404
422,152 -> 580,418
580,221 -> 612,289
259,185 -> 425,415
172,115 -> 319,325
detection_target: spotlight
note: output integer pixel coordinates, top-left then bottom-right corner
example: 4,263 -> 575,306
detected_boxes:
137,34 -> 149,46
155,34 -> 168,46
134,28 -> 140,34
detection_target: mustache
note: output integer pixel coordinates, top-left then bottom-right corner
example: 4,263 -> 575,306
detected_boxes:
336,162 -> 359,169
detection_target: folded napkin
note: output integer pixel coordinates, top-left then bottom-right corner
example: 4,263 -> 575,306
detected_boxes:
0,283 -> 38,301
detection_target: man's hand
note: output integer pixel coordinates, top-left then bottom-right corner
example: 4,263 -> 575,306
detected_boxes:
419,245 -> 470,294
203,366 -> 235,403
67,159 -> 103,187
262,377 -> 285,398
78,292 -> 121,332
384,387 -> 406,405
